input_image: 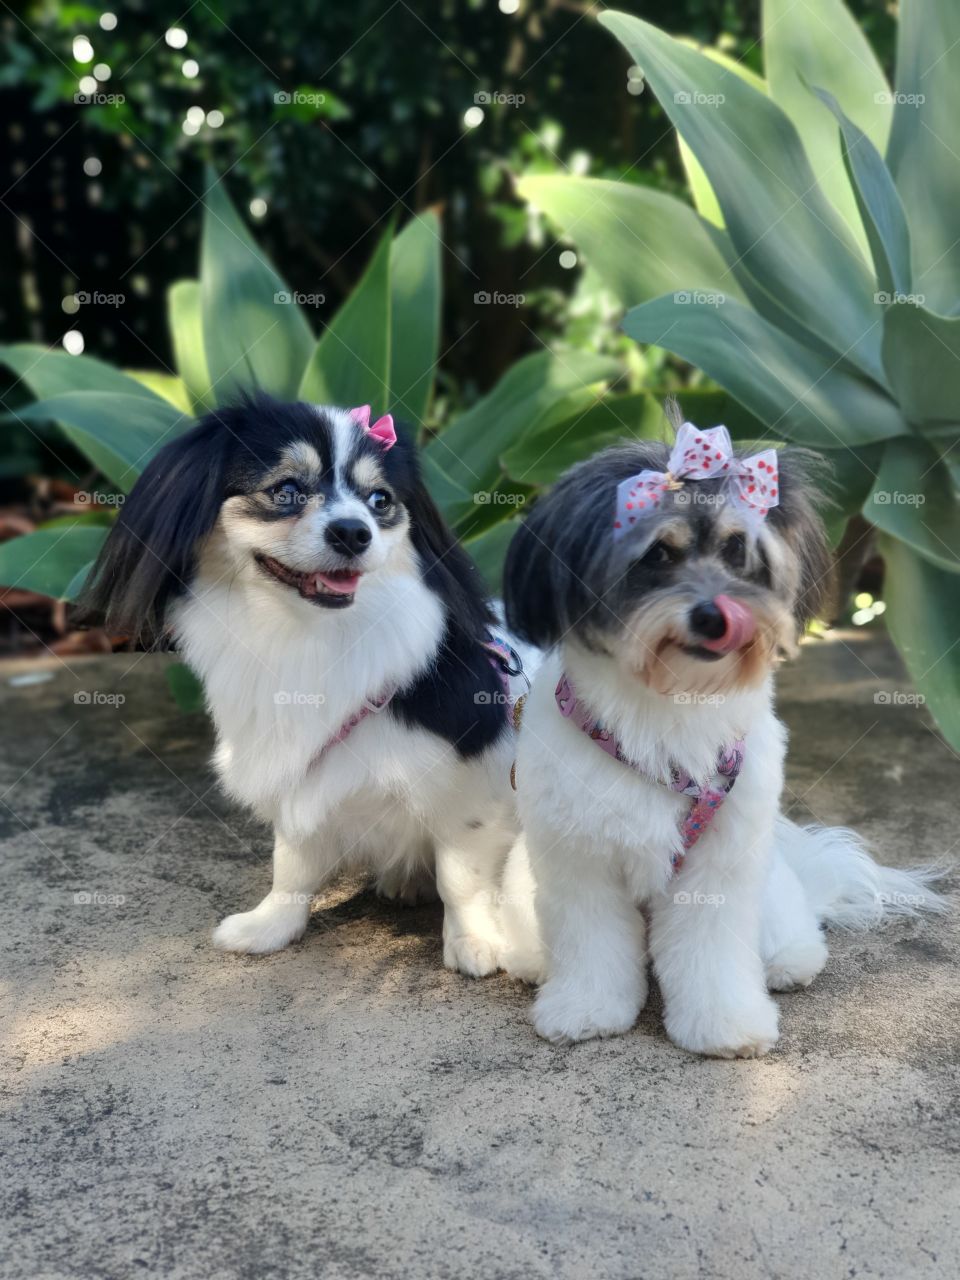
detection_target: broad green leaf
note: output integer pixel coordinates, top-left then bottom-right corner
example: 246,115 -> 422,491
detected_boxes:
517,175 -> 746,308
676,42 -> 767,229
880,533 -> 960,750
599,10 -> 883,384
886,0 -> 960,315
6,391 -> 189,492
166,663 -> 206,713
818,442 -> 884,546
502,392 -> 663,485
669,387 -> 768,441
0,343 -> 165,402
464,519 -> 520,596
389,212 -> 441,426
0,526 -> 107,600
299,225 -> 393,412
201,174 -> 314,402
622,293 -> 906,448
762,0 -> 892,256
126,370 -> 194,415
881,303 -> 960,429
425,351 -> 619,503
866,437 -> 960,574
812,89 -> 912,297
168,280 -> 213,412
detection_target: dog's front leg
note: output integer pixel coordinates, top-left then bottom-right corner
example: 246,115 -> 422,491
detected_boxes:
529,835 -> 647,1043
212,827 -> 328,954
649,825 -> 779,1059
435,832 -> 511,979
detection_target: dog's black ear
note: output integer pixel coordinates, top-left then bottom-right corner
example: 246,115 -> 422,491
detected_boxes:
401,440 -> 495,639
769,447 -> 835,627
504,457 -> 615,649
78,413 -> 231,647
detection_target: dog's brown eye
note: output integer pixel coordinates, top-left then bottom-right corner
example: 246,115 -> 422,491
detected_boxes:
722,534 -> 747,569
367,488 -> 393,514
270,479 -> 303,507
642,541 -> 675,567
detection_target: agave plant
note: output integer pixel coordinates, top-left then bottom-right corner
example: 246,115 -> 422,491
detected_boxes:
517,0 -> 960,748
0,173 -> 620,643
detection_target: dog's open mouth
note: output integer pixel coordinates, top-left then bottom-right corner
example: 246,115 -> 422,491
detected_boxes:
256,554 -> 362,607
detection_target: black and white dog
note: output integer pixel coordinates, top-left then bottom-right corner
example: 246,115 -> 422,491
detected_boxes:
498,411 -> 943,1056
83,395 -> 530,974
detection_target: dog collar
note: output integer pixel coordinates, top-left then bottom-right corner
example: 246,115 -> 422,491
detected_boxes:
555,673 -> 745,872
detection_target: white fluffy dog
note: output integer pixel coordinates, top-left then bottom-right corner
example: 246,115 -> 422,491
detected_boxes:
499,418 -> 943,1057
83,395 -> 531,976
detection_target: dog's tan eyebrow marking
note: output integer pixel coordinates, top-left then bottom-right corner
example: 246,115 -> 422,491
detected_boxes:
350,454 -> 386,492
278,442 -> 322,477
654,520 -> 693,550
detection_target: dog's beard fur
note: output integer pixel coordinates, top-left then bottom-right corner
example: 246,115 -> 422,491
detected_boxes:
621,587 -> 798,697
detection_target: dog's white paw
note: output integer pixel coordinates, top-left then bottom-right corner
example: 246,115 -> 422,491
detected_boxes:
665,992 -> 779,1059
532,979 -> 643,1044
500,943 -> 548,986
443,928 -> 500,978
375,864 -> 438,906
765,936 -> 828,991
212,899 -> 309,954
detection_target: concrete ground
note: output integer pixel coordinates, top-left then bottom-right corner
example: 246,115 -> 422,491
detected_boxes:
0,631 -> 957,1280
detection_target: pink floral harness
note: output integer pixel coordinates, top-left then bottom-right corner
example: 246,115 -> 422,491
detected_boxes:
555,673 -> 745,873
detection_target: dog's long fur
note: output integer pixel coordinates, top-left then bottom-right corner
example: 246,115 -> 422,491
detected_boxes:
82,394 -> 532,973
499,427 -> 944,1056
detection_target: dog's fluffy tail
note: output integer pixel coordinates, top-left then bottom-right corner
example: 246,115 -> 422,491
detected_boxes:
774,816 -> 949,929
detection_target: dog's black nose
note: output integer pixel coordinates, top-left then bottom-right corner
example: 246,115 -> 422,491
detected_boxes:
689,599 -> 727,641
325,518 -> 372,557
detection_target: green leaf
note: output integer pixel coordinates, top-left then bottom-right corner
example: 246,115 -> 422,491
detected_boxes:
0,526 -> 107,600
811,88 -> 912,297
880,533 -> 960,751
201,173 -> 314,403
389,212 -> 441,426
166,663 -> 206,714
463,519 -> 519,596
517,174 -> 745,308
622,293 -> 907,448
762,0 -> 892,256
818,442 -> 884,546
299,224 -> 393,413
125,370 -> 194,415
168,280 -> 213,413
866,437 -> 960,574
502,392 -> 663,485
425,350 -> 620,508
675,42 -> 767,229
6,391 -> 188,492
599,10 -> 883,384
881,303 -> 960,429
0,343 -> 165,403
886,0 -> 960,315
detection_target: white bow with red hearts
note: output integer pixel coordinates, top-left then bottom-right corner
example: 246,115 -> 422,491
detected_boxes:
613,423 -> 778,540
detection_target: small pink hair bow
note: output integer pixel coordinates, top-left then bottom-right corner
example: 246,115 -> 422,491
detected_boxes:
349,404 -> 396,450
613,422 -> 778,540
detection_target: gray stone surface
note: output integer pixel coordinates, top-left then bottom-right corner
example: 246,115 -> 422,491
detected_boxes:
0,632 -> 957,1280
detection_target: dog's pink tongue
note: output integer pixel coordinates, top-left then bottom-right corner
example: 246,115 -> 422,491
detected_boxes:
304,571 -> 361,596
701,594 -> 756,654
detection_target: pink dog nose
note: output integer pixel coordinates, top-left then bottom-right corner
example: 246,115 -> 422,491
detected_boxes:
693,594 -> 757,655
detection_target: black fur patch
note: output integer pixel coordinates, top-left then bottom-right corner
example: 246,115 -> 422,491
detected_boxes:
390,623 -> 509,759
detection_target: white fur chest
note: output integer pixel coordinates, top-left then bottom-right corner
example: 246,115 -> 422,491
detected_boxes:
171,566 -> 446,812
515,648 -> 786,893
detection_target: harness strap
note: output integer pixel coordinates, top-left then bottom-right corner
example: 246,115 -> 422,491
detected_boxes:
554,672 -> 745,873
